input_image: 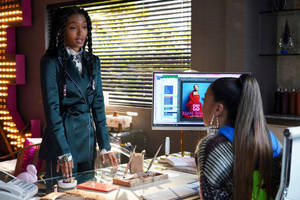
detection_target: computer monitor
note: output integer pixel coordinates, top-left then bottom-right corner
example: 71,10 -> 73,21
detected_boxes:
152,72 -> 242,130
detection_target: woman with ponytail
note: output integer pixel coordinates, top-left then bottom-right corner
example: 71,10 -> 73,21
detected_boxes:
195,74 -> 282,199
39,6 -> 117,180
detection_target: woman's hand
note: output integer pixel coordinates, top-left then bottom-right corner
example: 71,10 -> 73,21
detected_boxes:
101,152 -> 118,167
56,160 -> 74,178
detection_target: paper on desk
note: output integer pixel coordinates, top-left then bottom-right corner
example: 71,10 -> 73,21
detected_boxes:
142,181 -> 199,200
159,156 -> 196,167
165,171 -> 180,178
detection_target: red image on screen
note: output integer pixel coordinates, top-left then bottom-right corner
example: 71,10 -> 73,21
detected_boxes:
182,84 -> 203,119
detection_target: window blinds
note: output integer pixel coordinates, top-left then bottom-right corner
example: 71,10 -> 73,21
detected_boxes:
80,0 -> 191,107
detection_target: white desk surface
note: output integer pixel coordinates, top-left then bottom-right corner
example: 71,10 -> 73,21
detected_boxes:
96,169 -> 198,200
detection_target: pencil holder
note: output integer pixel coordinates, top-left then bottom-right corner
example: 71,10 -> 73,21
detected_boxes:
129,152 -> 145,174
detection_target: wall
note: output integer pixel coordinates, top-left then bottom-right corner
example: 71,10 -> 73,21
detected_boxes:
191,0 -> 226,72
278,57 -> 300,89
16,0 -> 280,156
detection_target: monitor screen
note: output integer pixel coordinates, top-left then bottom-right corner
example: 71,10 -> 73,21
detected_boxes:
152,72 -> 242,130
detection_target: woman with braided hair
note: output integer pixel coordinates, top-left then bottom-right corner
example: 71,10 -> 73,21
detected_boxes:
194,74 -> 282,200
39,6 -> 117,180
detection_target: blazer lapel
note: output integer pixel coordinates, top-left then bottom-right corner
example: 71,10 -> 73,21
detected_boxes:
65,58 -> 82,84
58,49 -> 90,104
80,63 -> 91,97
57,48 -> 81,85
81,52 -> 92,91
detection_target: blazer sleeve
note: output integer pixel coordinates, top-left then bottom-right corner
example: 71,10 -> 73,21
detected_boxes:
91,57 -> 111,151
40,55 -> 71,155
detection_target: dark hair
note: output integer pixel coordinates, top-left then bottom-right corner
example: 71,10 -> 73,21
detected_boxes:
210,77 -> 242,127
46,6 -> 94,80
210,74 -> 273,200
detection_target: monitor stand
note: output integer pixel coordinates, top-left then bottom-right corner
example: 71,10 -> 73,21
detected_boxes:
180,130 -> 204,157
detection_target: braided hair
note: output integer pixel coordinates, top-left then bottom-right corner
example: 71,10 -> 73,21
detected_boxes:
46,6 -> 94,82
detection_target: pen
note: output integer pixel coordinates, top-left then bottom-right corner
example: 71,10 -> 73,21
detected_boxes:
123,145 -> 136,178
146,144 -> 162,173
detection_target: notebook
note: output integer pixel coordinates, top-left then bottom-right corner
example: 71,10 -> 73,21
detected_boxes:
77,181 -> 119,192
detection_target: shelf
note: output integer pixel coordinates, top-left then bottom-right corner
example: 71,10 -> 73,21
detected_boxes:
266,114 -> 300,121
259,53 -> 300,56
266,114 -> 300,126
260,8 -> 300,14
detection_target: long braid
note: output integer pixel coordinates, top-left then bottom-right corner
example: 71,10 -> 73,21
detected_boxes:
46,8 -> 60,54
57,18 -> 67,72
83,10 -> 94,85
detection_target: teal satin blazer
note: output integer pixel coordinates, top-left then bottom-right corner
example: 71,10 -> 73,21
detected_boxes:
39,50 -> 111,164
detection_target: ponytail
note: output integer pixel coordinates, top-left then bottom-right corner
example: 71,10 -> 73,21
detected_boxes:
233,74 -> 273,200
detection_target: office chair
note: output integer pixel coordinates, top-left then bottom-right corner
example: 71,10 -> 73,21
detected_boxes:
276,126 -> 300,200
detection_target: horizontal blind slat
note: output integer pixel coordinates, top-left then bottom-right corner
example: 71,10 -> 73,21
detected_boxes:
93,33 -> 191,41
92,18 -> 190,29
101,69 -> 187,73
100,56 -> 190,60
103,88 -> 152,92
94,43 -> 190,49
93,29 -> 188,37
94,38 -> 190,45
95,52 -> 191,56
108,91 -> 153,97
102,81 -> 152,85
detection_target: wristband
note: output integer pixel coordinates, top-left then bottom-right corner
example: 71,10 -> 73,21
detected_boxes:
100,148 -> 113,155
58,153 -> 73,164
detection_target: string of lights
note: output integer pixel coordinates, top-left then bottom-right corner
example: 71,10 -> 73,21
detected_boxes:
0,0 -> 31,150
